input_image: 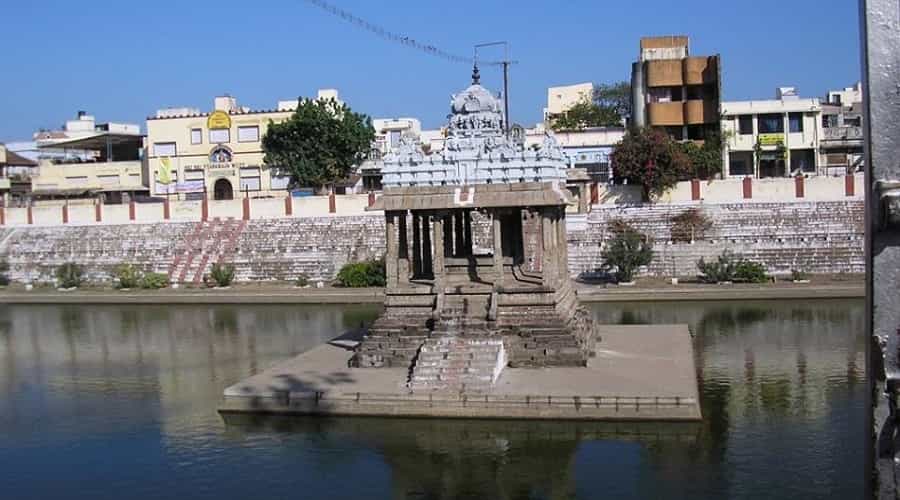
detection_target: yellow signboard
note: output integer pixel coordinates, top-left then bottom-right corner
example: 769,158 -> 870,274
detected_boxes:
758,133 -> 784,146
207,110 -> 232,130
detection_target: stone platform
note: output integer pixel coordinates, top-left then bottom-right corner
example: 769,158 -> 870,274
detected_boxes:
218,324 -> 702,421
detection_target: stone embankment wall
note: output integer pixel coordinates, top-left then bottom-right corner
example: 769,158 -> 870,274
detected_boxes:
0,200 -> 864,284
570,201 -> 864,277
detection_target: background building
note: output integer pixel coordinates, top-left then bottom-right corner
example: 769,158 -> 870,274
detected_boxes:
631,35 -> 721,141
146,90 -> 340,200
542,82 -> 593,123
721,87 -> 821,178
820,82 -> 864,175
526,124 -> 625,182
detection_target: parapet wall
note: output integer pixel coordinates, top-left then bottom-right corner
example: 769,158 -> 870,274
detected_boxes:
0,200 -> 864,285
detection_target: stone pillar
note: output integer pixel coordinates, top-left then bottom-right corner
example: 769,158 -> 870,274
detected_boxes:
129,199 -> 136,221
95,199 -> 102,222
27,203 -> 33,225
541,208 -> 555,286
367,191 -> 376,208
242,196 -> 250,221
556,208 -> 568,280
432,214 -> 445,279
795,175 -> 805,198
62,203 -> 69,224
385,212 -> 399,286
422,214 -> 432,277
328,191 -> 336,214
590,182 -> 599,205
284,194 -> 293,216
398,212 -> 410,284
202,195 -> 209,222
845,173 -> 855,197
163,198 -> 170,220
0,206 -> 5,226
443,212 -> 453,257
492,210 -> 504,287
578,186 -> 589,213
412,213 -> 422,278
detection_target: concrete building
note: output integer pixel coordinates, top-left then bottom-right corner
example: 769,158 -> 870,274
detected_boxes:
721,88 -> 822,178
543,82 -> 594,123
146,90 -> 342,200
631,36 -> 721,141
25,112 -> 146,203
820,82 -> 864,175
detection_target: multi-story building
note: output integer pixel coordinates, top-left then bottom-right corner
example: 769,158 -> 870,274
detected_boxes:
26,112 -> 146,203
721,87 -> 822,178
542,82 -> 594,123
145,90 -> 340,200
820,82 -> 864,175
631,35 -> 721,141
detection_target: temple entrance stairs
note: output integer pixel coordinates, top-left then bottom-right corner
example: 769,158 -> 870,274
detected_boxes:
168,218 -> 246,284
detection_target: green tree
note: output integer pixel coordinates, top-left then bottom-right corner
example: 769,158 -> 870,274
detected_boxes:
602,222 -> 653,283
679,133 -> 724,179
550,81 -> 631,131
611,127 -> 692,200
262,98 -> 375,191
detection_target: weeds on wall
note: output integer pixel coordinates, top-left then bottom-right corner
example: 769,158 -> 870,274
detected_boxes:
670,208 -> 713,243
601,220 -> 654,283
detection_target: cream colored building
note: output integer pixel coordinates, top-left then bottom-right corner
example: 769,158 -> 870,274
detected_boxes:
543,82 -> 593,122
146,90 -> 339,200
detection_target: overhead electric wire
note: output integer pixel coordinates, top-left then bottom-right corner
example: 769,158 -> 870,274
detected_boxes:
303,0 -> 514,66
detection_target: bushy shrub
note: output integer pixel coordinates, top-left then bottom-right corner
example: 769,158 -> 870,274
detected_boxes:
56,262 -> 84,289
210,263 -> 236,287
698,251 -> 768,283
140,272 -> 169,289
735,261 -> 768,283
697,251 -> 737,283
295,274 -> 310,287
0,261 -> 9,286
601,222 -> 653,283
336,259 -> 386,288
114,264 -> 142,289
670,208 -> 713,243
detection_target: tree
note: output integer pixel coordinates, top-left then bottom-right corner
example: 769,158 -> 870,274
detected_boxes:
550,81 -> 631,131
602,221 -> 653,283
679,132 -> 723,180
611,127 -> 692,200
594,82 -> 632,123
262,98 -> 375,191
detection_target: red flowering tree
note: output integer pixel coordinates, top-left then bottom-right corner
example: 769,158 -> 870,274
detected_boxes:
611,127 -> 692,201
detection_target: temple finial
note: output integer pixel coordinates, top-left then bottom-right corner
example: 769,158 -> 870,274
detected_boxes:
471,63 -> 480,85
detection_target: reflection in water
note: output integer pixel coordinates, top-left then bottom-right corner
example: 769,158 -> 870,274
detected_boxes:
0,300 -> 865,499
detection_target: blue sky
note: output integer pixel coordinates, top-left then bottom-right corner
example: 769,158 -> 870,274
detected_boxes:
0,0 -> 860,140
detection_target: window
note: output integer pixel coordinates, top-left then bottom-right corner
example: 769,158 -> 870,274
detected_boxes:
271,175 -> 291,190
237,125 -> 259,142
757,114 -> 784,134
154,142 -> 176,156
191,128 -> 202,145
664,126 -> 684,141
687,125 -> 706,141
686,85 -> 706,100
389,130 -> 401,148
789,113 -> 804,133
790,149 -> 816,174
209,128 -> 230,144
738,115 -> 753,135
729,153 -> 753,176
648,87 -> 683,103
240,177 -> 261,191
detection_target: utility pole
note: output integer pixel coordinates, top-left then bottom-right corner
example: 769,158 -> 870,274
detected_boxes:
475,41 -> 512,138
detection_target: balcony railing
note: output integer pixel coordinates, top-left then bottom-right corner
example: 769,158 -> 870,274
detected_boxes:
823,126 -> 863,141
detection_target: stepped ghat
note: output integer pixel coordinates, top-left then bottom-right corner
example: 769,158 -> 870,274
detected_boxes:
220,69 -> 701,421
353,66 -> 597,392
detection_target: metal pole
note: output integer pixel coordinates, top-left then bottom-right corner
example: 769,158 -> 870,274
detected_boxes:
503,61 -> 510,138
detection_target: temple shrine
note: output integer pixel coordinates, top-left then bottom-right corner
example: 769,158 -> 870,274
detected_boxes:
353,67 -> 598,392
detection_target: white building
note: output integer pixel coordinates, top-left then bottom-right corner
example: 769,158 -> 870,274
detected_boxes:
721,88 -> 822,178
821,82 -> 864,175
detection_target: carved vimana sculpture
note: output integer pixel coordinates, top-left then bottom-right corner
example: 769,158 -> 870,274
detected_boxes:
353,66 -> 598,393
